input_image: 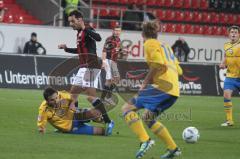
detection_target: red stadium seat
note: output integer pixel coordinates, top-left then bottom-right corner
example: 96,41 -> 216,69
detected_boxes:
193,12 -> 202,22
184,11 -> 193,22
146,0 -> 156,6
219,13 -> 228,24
109,7 -> 119,17
156,0 -> 164,7
3,0 -> 15,4
221,27 -> 228,36
14,14 -> 24,24
119,0 -> 128,5
237,15 -> 240,25
110,0 -> 119,3
165,10 -> 175,21
164,0 -> 173,7
164,23 -> 174,33
212,26 -> 222,35
200,0 -> 209,9
191,0 -> 199,9
211,12 -> 219,24
203,25 -> 213,35
161,23 -> 167,32
136,0 -> 145,5
228,14 -> 236,24
185,24 -> 194,34
128,0 -> 137,4
175,11 -> 184,21
176,24 -> 185,34
194,25 -> 204,35
183,0 -> 191,9
170,23 -> 177,33
202,12 -> 211,23
173,0 -> 183,8
157,10 -> 166,21
3,13 -> 14,23
99,8 -> 108,17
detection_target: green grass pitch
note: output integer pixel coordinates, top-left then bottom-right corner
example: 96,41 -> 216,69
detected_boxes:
0,88 -> 240,159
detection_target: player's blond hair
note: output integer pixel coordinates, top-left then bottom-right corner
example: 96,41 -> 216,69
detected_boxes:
142,20 -> 160,39
228,25 -> 240,33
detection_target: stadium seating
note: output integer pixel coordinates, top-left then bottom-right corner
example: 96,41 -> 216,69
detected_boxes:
87,0 -> 240,36
1,0 -> 42,25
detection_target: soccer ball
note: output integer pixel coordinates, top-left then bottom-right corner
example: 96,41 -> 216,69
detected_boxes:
182,127 -> 200,143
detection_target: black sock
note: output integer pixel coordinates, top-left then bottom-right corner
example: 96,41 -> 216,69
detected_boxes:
106,83 -> 117,98
110,83 -> 116,90
92,98 -> 111,123
74,101 -> 78,108
101,85 -> 111,99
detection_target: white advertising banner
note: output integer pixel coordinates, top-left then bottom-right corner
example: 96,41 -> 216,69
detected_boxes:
0,24 -> 227,63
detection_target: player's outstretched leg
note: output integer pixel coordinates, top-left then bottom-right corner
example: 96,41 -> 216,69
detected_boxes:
122,104 -> 154,158
143,111 -> 181,158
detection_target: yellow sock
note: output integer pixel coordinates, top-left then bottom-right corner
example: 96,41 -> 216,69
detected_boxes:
224,101 -> 233,122
150,121 -> 177,150
124,111 -> 150,142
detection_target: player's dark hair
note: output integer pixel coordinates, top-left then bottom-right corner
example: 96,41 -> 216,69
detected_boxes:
228,25 -> 240,32
142,20 -> 160,39
43,87 -> 57,101
69,10 -> 83,18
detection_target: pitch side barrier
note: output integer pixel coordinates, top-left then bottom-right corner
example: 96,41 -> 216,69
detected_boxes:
0,53 -> 231,96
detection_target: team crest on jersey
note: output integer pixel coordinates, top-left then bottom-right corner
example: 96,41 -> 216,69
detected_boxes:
227,49 -> 233,54
56,108 -> 66,117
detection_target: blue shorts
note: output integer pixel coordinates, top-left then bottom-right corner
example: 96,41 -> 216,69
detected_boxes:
131,85 -> 178,113
70,120 -> 94,135
224,77 -> 240,91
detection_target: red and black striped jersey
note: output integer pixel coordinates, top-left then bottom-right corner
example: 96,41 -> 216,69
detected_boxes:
65,27 -> 102,68
102,35 -> 121,61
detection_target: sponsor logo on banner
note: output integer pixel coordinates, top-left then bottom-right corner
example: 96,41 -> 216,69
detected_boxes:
117,68 -> 146,91
180,68 -> 202,95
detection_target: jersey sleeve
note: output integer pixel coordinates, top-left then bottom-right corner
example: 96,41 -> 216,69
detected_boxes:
175,60 -> 183,75
37,102 -> 48,130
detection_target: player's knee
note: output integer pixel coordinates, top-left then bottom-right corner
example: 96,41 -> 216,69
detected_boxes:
142,111 -> 157,127
121,103 -> 129,113
224,91 -> 232,99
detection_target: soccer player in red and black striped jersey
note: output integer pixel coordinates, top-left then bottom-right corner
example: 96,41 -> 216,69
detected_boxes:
101,26 -> 121,101
58,10 -> 114,135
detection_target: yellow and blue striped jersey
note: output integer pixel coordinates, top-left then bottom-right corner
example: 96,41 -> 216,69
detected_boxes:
37,91 -> 75,132
144,39 -> 182,97
224,40 -> 240,78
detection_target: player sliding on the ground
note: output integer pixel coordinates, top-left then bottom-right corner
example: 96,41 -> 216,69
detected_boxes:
58,10 -> 114,135
37,87 -> 112,136
122,21 -> 182,159
219,25 -> 240,127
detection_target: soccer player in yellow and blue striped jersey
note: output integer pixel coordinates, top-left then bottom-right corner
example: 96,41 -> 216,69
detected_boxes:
122,21 -> 182,159
37,87 -> 112,135
220,25 -> 240,127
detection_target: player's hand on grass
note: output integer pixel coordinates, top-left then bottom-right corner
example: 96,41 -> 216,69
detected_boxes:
58,44 -> 67,50
38,128 -> 45,134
